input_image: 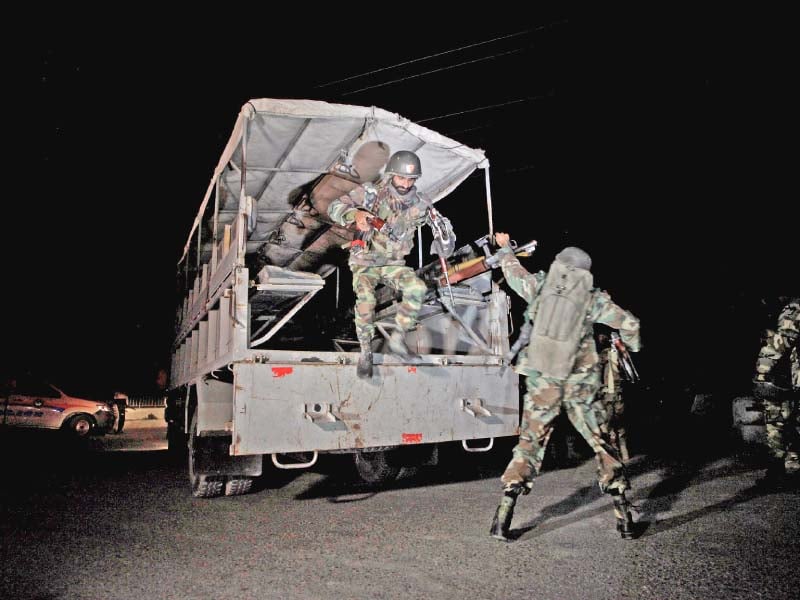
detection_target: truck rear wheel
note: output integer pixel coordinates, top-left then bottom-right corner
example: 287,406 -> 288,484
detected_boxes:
188,413 -> 224,498
225,477 -> 254,496
353,449 -> 401,484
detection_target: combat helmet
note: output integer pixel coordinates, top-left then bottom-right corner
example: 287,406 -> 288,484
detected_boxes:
555,246 -> 592,271
385,150 -> 422,179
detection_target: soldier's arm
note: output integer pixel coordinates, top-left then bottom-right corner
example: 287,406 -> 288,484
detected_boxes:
425,207 -> 456,257
592,292 -> 642,352
497,246 -> 541,304
327,186 -> 367,226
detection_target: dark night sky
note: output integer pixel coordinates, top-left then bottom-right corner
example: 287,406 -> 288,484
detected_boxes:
6,9 -> 794,398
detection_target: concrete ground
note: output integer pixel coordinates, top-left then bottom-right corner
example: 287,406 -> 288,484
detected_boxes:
88,406 -> 168,452
2,418 -> 798,600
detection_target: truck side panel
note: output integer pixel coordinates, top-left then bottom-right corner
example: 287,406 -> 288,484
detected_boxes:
232,361 -> 519,455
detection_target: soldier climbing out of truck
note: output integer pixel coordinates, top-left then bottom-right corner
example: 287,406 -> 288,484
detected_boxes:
328,150 -> 456,379
169,99 -> 520,497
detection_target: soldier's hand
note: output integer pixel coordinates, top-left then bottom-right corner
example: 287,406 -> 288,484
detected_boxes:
494,232 -> 511,248
354,210 -> 371,232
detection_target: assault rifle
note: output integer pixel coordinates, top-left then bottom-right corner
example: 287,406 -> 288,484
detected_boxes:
437,236 -> 538,286
341,210 -> 399,251
610,332 -> 640,383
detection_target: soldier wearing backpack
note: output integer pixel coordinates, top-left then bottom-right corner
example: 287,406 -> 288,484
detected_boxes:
489,232 -> 641,541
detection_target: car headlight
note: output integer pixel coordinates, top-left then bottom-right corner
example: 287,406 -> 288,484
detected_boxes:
97,404 -> 113,412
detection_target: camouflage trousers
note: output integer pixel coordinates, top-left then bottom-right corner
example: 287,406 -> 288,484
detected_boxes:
351,265 -> 427,343
763,393 -> 800,472
596,390 -> 628,460
501,375 -> 629,494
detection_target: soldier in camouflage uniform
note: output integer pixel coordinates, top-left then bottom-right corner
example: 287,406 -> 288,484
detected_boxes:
595,331 -> 630,462
753,297 -> 799,486
489,233 -> 641,541
328,150 -> 454,379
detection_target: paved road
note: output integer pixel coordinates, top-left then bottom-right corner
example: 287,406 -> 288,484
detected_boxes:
86,411 -> 169,452
1,427 -> 797,600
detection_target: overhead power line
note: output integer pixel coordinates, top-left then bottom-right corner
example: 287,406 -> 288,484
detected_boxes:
417,91 -> 554,124
317,19 -> 568,94
315,29 -> 534,89
340,48 -> 527,97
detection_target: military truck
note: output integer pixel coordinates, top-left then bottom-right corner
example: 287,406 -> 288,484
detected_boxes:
168,98 -> 522,497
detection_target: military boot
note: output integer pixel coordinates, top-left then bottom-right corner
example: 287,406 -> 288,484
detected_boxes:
611,491 -> 636,539
388,330 -> 419,361
356,340 -> 373,379
490,488 -> 521,542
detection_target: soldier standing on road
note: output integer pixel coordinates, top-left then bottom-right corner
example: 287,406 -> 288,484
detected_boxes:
488,232 -> 642,541
328,150 -> 455,380
753,296 -> 799,488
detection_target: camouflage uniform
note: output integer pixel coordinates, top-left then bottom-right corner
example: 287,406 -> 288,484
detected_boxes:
328,179 -> 433,344
596,345 -> 629,462
497,247 -> 641,495
754,298 -> 800,473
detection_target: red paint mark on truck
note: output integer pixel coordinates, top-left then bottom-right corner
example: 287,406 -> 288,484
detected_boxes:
271,367 -> 293,378
407,366 -> 417,373
402,433 -> 423,444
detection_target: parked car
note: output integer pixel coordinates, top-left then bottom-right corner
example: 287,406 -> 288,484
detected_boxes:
1,379 -> 114,438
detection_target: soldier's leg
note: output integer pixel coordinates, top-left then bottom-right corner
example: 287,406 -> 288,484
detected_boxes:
787,395 -> 800,474
501,377 -> 563,489
352,267 -> 381,379
563,383 -> 626,491
594,393 -> 611,438
391,266 -> 426,330
762,397 -> 788,477
759,393 -> 800,478
789,354 -> 799,473
383,266 -> 426,359
111,403 -> 121,434
598,392 -> 617,452
611,392 -> 629,462
564,383 -> 636,538
590,395 -> 614,474
491,377 -> 562,541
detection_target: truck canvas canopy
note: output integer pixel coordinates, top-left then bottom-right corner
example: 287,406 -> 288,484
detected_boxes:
180,98 -> 490,278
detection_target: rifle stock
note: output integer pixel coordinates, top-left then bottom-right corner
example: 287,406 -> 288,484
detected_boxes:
437,239 -> 537,286
442,257 -> 489,285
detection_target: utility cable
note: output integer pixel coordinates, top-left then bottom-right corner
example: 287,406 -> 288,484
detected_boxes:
316,29 -> 536,89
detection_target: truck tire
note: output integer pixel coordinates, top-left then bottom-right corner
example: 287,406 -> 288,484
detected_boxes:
188,413 -> 224,498
225,477 -> 254,496
353,449 -> 401,485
